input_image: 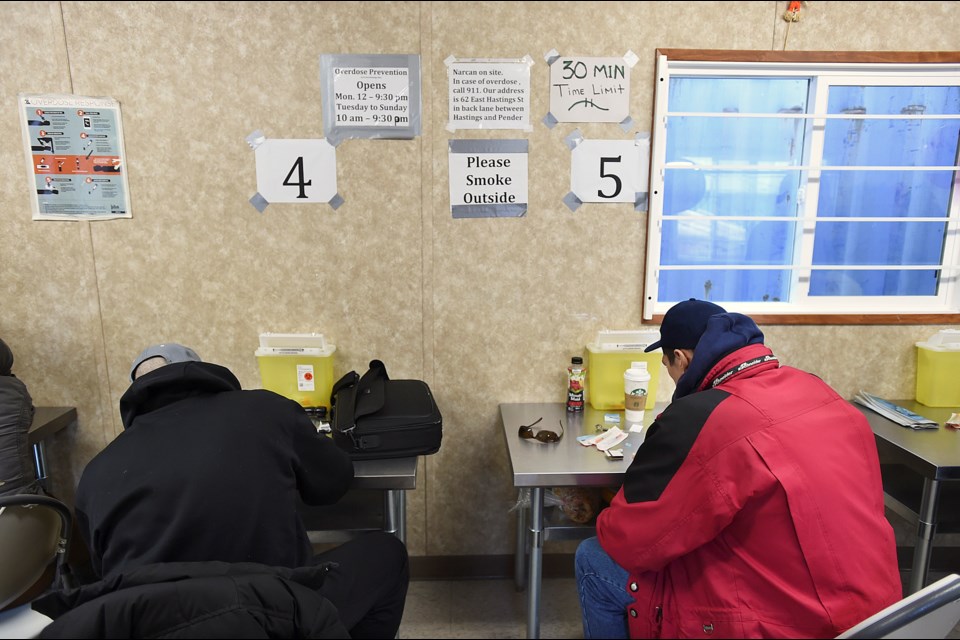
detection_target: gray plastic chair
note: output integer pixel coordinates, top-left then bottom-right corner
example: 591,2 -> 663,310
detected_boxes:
837,573 -> 960,639
0,494 -> 74,610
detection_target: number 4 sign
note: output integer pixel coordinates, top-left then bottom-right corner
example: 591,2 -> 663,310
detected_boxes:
246,131 -> 340,212
566,134 -> 649,212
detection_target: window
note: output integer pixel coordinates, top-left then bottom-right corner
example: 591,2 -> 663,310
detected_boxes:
644,50 -> 960,322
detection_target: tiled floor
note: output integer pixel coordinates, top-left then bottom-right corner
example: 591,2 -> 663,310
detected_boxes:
399,577 -> 581,639
398,572 -> 960,639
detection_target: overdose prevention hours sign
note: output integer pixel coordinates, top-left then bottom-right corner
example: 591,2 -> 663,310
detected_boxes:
448,139 -> 528,219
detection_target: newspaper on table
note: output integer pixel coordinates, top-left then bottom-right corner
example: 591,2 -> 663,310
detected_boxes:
853,391 -> 939,430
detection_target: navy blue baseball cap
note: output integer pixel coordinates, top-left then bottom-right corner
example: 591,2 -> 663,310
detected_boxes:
644,299 -> 727,353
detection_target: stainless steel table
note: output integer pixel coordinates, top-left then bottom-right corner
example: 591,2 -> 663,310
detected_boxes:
305,455 -> 418,545
854,400 -> 960,594
501,402 -> 663,639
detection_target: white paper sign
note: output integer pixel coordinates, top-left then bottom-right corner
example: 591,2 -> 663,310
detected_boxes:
571,139 -> 648,204
448,59 -> 531,130
550,56 -> 630,123
448,139 -> 528,218
332,67 -> 411,128
320,54 -> 422,142
254,139 -> 337,204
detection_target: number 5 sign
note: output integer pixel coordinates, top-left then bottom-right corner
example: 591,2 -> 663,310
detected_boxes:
566,135 -> 649,212
246,131 -> 340,212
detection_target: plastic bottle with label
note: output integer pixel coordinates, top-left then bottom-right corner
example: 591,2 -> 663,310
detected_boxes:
567,356 -> 586,412
624,361 -> 651,426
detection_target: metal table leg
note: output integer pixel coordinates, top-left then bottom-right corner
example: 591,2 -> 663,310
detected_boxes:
526,486 -> 544,639
32,442 -> 48,490
397,490 -> 406,544
515,488 -> 528,591
384,489 -> 406,544
909,477 -> 941,593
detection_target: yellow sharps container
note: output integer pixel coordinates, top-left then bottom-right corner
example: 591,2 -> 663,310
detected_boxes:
586,330 -> 662,411
255,333 -> 336,410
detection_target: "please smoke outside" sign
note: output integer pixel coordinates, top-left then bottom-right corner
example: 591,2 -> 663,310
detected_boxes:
448,139 -> 528,218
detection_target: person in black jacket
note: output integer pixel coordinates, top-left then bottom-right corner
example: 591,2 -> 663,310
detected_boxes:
34,560 -> 350,638
0,337 -> 43,497
73,343 -> 408,639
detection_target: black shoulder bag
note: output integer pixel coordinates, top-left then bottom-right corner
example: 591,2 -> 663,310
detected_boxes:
330,360 -> 442,460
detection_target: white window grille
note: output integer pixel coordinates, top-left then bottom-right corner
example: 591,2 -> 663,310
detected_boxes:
644,51 -> 960,321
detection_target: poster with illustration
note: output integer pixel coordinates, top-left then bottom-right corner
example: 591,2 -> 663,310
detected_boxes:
18,93 -> 131,221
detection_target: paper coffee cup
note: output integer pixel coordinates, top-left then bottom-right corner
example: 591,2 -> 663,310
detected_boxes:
624,362 -> 650,425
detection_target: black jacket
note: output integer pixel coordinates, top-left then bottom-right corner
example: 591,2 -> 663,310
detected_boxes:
75,361 -> 354,578
0,338 -> 42,497
34,560 -> 350,638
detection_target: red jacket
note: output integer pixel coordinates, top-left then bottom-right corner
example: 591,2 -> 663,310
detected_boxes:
597,342 -> 901,638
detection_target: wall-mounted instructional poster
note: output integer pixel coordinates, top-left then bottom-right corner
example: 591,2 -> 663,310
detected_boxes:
448,139 -> 528,218
445,56 -> 533,131
546,51 -> 637,126
18,93 -> 131,221
319,54 -> 422,145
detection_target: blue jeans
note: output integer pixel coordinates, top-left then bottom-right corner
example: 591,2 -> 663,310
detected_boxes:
575,536 -> 634,639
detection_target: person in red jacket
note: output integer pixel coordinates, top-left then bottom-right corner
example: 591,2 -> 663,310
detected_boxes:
575,299 -> 902,639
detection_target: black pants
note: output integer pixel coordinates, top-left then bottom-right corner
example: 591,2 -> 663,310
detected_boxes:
312,531 -> 409,639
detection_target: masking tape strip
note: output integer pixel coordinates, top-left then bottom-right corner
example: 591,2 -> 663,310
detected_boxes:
452,203 -> 526,219
619,116 -> 634,132
634,191 -> 648,212
564,128 -> 584,151
563,192 -> 583,212
330,193 -> 344,210
635,132 -> 650,211
623,50 -> 639,68
246,130 -> 266,150
448,55 -> 529,64
449,138 -> 528,154
542,51 -> 561,128
249,192 -> 269,213
523,56 -> 536,125
446,53 -> 479,134
247,131 -> 268,212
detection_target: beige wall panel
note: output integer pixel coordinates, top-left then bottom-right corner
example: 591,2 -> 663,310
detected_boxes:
763,324 -> 958,402
58,0 -> 424,394
3,0 -> 960,562
427,1 -> 776,555
776,1 -> 960,52
767,0 -> 960,406
62,0 -> 428,546
0,2 -> 110,502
